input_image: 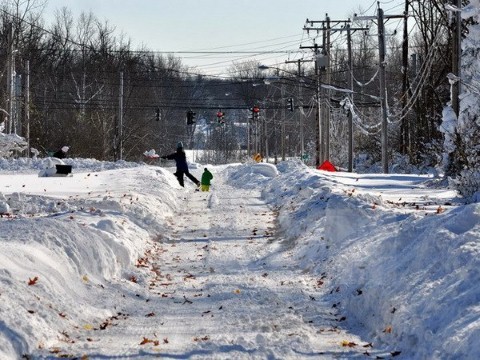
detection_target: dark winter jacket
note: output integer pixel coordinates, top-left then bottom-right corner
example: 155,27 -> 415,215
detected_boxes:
53,150 -> 66,159
163,149 -> 189,172
201,169 -> 213,185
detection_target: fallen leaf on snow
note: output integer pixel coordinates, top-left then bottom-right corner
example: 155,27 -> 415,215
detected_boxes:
28,276 -> 39,285
193,336 -> 210,342
140,337 -> 153,345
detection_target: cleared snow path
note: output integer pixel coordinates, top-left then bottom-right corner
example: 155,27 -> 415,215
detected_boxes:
35,177 -> 379,359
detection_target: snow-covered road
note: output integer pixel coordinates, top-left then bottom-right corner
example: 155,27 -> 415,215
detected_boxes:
4,159 -> 474,359
51,178 -> 372,358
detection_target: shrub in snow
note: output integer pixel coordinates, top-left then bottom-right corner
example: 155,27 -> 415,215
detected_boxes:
0,192 -> 10,214
0,132 -> 28,158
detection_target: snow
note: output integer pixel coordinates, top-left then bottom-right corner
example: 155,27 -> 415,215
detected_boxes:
0,157 -> 479,359
143,149 -> 160,159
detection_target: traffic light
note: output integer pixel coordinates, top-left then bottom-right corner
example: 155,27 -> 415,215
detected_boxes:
186,110 -> 196,125
287,98 -> 294,112
216,110 -> 225,124
251,105 -> 260,119
155,107 -> 160,121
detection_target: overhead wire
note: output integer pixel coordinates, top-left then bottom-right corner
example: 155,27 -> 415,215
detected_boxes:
4,0 -> 431,128
389,26 -> 447,124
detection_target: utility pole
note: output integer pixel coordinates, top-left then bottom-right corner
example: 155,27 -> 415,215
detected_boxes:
347,25 -> 354,172
119,71 -> 124,160
355,6 -> 404,174
378,7 -> 389,174
300,41 -> 323,166
315,45 -> 321,167
247,111 -> 251,158
263,110 -> 269,161
325,14 -> 331,162
284,59 -> 313,160
6,24 -> 13,134
304,16 -> 350,165
330,23 -> 368,172
281,82 -> 286,161
25,60 -> 30,156
297,60 -> 304,159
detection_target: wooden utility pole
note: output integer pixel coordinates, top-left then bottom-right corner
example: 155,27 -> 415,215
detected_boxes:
347,25 -> 354,172
355,6 -> 404,174
281,82 -> 286,161
304,16 -> 350,165
378,7 -> 389,174
284,58 -> 313,160
315,44 -> 322,167
297,60 -> 304,159
325,15 -> 331,162
330,23 -> 368,172
301,41 -> 323,166
6,24 -> 13,134
247,111 -> 251,158
320,30 -> 326,165
25,60 -> 30,156
119,71 -> 124,160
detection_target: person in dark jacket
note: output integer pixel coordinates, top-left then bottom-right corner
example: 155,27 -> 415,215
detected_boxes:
53,146 -> 69,159
161,142 -> 200,188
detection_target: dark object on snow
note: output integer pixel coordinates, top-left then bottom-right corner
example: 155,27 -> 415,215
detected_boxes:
161,145 -> 199,188
53,150 -> 65,159
55,165 -> 72,175
52,146 -> 69,159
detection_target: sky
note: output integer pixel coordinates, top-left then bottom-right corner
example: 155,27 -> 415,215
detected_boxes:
0,151 -> 479,358
42,0 -> 404,76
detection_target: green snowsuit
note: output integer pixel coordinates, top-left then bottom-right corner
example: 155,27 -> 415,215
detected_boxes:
200,168 -> 213,191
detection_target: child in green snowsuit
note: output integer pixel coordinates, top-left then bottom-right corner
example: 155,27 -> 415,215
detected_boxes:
201,168 -> 213,192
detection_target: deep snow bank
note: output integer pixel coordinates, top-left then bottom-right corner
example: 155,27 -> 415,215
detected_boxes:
258,160 -> 480,359
0,164 -> 179,357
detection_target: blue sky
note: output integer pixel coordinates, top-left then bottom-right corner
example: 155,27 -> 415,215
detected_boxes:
43,0 -> 403,75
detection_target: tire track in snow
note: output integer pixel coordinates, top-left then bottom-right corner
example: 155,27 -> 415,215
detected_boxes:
140,181 -> 373,358
37,179 -> 377,358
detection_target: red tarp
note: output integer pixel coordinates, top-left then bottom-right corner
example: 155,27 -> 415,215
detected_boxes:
317,160 -> 336,172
